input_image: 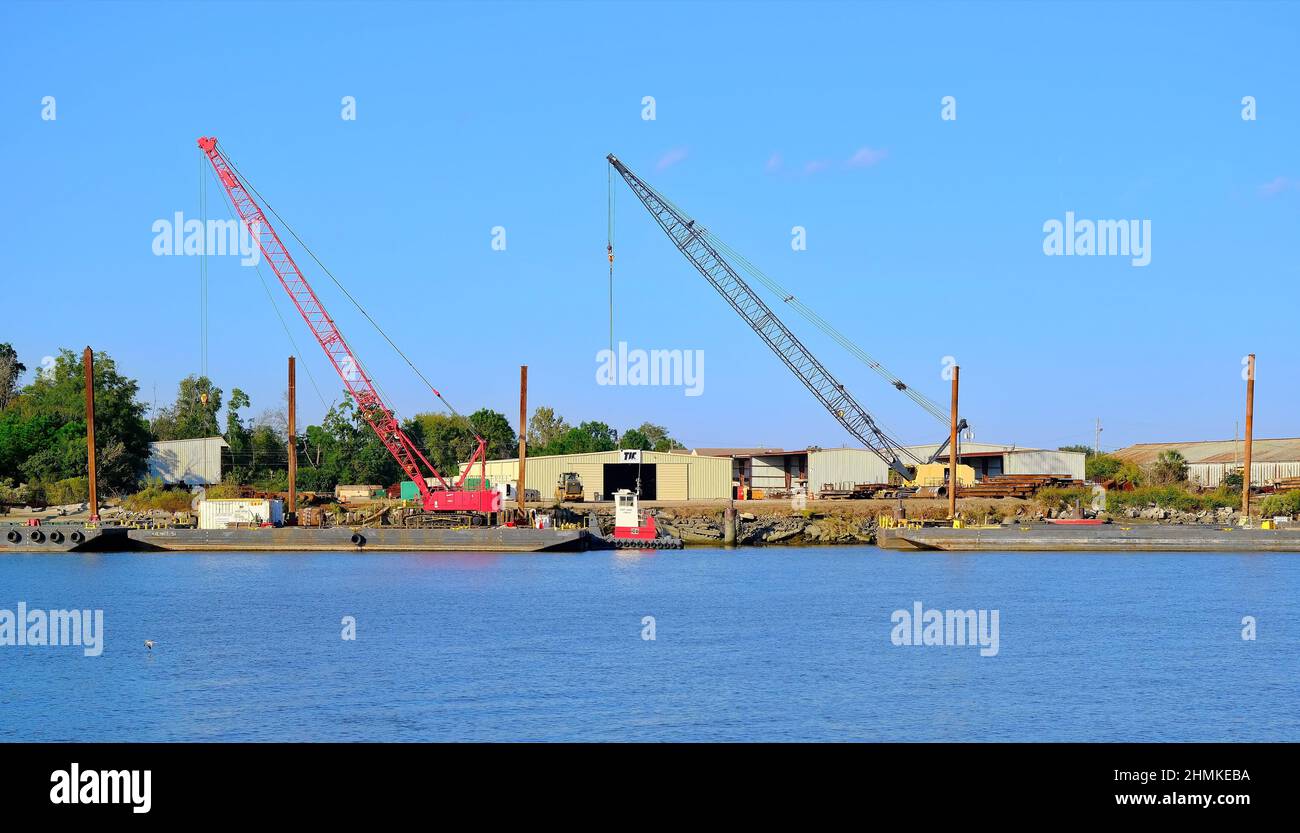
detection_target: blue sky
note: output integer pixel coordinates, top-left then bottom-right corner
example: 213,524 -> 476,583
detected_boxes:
1,0 -> 1296,452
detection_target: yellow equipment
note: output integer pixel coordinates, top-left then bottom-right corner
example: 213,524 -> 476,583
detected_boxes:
554,472 -> 584,503
906,462 -> 975,490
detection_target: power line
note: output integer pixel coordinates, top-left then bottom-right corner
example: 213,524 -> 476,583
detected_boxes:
220,149 -> 471,427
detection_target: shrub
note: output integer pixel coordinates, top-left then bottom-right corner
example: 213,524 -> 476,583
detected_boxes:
1107,485 -> 1237,514
1036,486 -> 1094,513
43,476 -> 89,506
203,483 -> 245,499
124,478 -> 195,513
1114,462 -> 1145,487
0,478 -> 35,507
1259,490 -> 1300,519
1085,454 -> 1122,482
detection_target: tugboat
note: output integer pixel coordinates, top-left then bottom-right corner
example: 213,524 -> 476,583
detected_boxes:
610,489 -> 682,550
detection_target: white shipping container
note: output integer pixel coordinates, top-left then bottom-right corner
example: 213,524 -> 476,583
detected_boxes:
199,499 -> 284,530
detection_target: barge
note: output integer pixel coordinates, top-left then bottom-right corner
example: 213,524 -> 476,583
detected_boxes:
877,523 -> 1300,552
2,524 -> 593,553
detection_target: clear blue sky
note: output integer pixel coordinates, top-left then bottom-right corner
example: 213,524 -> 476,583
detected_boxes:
1,0 -> 1296,452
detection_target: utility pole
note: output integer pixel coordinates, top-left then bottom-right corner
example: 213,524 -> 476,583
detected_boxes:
1242,353 -> 1255,521
518,365 -> 528,515
949,365 -> 960,521
287,356 -> 297,525
1094,418 -> 1102,455
83,347 -> 99,523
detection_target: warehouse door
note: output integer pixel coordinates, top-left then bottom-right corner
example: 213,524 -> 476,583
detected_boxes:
658,464 -> 687,500
603,463 -> 656,499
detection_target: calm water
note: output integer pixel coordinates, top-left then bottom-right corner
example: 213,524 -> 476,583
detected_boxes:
1,548 -> 1297,742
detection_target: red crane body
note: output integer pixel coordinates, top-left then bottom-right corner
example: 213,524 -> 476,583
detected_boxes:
198,137 -> 500,517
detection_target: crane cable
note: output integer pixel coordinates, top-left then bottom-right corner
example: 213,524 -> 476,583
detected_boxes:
205,158 -> 460,475
620,175 -> 929,465
638,180 -> 951,426
219,149 -> 474,430
607,164 -> 615,363
201,158 -> 329,410
703,232 -> 949,423
198,153 -> 209,381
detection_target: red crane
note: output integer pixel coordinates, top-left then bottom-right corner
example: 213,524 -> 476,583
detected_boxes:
198,137 -> 501,525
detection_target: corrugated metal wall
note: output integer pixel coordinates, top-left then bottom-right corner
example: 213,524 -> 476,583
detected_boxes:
1005,450 -> 1086,480
1188,462 -> 1300,488
659,464 -> 688,500
807,446 -> 1087,486
148,437 -> 227,485
808,449 -> 892,491
459,451 -> 730,500
749,456 -> 788,489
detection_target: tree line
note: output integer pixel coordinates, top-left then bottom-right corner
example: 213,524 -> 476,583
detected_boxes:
0,343 -> 687,505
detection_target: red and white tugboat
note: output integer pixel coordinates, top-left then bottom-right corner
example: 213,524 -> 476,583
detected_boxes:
611,489 -> 682,549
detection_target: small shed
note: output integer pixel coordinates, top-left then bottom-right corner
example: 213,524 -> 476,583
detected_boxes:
147,437 -> 229,486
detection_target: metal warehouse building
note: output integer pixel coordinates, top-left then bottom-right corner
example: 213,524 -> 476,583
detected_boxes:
807,443 -> 1086,491
690,443 -> 1087,495
457,450 -> 732,501
1112,437 -> 1300,488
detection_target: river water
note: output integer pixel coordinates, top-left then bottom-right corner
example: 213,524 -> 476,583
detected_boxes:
1,548 -> 1296,741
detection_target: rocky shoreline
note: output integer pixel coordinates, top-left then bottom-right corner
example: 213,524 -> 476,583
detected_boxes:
585,499 -> 1262,547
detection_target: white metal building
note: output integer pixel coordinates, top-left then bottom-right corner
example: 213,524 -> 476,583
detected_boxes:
147,437 -> 228,486
1112,438 -> 1300,488
806,443 -> 1086,491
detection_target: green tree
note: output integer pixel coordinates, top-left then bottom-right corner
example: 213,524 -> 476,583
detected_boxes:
541,421 -> 617,455
224,388 -> 251,462
152,375 -> 223,440
527,406 -> 570,449
1148,450 -> 1188,485
469,408 -> 516,460
1085,453 -> 1123,482
415,412 -> 478,476
619,427 -> 651,450
1058,444 -> 1096,457
636,421 -> 685,452
0,343 -> 25,411
1,348 -> 149,495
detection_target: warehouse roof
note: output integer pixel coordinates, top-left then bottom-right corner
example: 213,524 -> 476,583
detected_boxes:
1112,438 -> 1300,465
474,450 -> 712,465
690,447 -> 808,457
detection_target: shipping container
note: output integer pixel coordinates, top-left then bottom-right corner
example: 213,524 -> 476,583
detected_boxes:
199,498 -> 284,530
335,484 -> 381,503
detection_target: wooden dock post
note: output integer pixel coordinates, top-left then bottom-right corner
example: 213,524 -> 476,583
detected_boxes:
518,365 -> 528,515
949,364 -> 960,521
1242,353 -> 1255,521
287,356 -> 297,524
83,347 -> 99,523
